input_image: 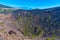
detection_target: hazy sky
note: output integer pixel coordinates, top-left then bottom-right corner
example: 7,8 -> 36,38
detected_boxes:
0,0 -> 60,9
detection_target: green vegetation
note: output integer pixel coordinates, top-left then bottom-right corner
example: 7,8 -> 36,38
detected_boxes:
17,15 -> 44,38
24,23 -> 44,38
46,15 -> 51,22
24,24 -> 30,36
17,15 -> 21,22
46,36 -> 57,40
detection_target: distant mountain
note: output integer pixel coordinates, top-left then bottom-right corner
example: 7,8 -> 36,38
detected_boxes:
0,4 -> 12,8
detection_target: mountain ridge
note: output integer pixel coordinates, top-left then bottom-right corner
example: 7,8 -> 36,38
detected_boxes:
0,4 -> 12,8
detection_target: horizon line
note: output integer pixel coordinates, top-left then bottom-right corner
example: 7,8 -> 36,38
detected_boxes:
0,4 -> 60,9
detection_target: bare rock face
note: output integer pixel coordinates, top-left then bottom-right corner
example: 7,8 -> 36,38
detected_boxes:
0,14 -> 32,40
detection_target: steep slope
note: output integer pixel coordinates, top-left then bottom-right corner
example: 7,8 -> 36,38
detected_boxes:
13,7 -> 60,40
0,14 -> 33,40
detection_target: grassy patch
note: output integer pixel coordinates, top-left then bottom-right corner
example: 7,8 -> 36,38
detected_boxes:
46,36 -> 57,40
